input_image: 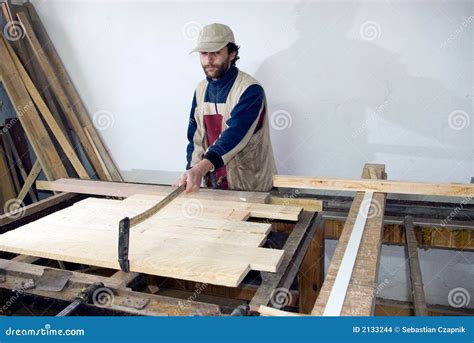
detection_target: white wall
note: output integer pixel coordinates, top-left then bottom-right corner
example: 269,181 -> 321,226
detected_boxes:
29,0 -> 473,184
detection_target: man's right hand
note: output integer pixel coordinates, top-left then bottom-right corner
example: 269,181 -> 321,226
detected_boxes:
176,159 -> 214,193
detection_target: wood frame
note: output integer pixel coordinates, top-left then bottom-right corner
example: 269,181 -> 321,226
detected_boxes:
274,175 -> 474,197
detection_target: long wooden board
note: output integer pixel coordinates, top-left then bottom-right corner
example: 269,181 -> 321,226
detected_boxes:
17,12 -> 108,181
36,178 -> 271,203
0,193 -> 301,287
23,4 -> 123,182
311,164 -> 386,316
274,175 -> 474,197
0,33 -> 68,180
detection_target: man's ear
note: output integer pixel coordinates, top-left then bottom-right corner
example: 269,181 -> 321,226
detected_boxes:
230,51 -> 237,63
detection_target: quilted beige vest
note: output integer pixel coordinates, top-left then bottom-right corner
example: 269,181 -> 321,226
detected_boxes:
191,70 -> 277,192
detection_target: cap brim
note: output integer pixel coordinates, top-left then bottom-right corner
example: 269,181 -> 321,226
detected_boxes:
189,41 -> 229,54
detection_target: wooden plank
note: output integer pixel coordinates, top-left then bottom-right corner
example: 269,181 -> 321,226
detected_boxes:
404,215 -> 428,316
15,159 -> 41,203
16,12 -> 108,181
258,305 -> 305,316
109,271 -> 141,288
0,192 -> 75,227
0,226 -> 283,286
322,191 -> 374,316
249,211 -> 316,311
324,216 -> 474,251
0,258 -> 221,316
298,217 -> 325,314
270,196 -> 323,212
23,3 -> 123,182
274,175 -> 474,197
1,132 -> 21,194
36,178 -> 271,204
4,130 -> 37,202
0,139 -> 17,210
0,195 -> 289,287
2,34 -> 89,179
12,254 -> 39,263
11,4 -> 72,143
0,33 -> 68,180
312,164 -> 386,316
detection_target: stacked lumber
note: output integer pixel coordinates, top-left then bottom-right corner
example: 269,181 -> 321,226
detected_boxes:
0,2 -> 122,213
0,194 -> 304,286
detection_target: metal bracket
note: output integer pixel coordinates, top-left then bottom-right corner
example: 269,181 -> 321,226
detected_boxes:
118,217 -> 130,272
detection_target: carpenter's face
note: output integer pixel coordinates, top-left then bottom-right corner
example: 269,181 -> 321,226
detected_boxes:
200,47 -> 236,79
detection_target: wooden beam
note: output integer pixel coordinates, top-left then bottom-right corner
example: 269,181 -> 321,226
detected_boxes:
312,164 -> 386,316
36,178 -> 271,204
15,159 -> 41,203
1,133 -> 21,194
404,216 -> 428,316
16,12 -> 109,181
324,216 -> 474,251
2,34 -> 89,179
249,212 -> 316,311
298,218 -> 325,314
23,3 -> 123,182
0,139 -> 17,210
270,196 -> 322,212
0,33 -> 68,180
0,192 -> 76,227
3,130 -> 37,202
274,175 -> 474,197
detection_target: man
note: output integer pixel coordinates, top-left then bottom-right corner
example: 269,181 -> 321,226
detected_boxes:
178,23 -> 277,193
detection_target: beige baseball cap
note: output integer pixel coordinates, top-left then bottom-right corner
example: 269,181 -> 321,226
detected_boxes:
190,23 -> 235,53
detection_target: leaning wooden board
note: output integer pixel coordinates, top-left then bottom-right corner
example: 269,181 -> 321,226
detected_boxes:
0,193 -> 303,287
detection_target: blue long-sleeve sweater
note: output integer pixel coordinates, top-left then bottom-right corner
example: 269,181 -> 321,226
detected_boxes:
186,65 -> 265,170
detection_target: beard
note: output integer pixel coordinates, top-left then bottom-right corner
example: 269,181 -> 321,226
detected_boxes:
202,59 -> 230,79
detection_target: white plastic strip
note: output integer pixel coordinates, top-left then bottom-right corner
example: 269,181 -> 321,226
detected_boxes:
323,191 -> 374,316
